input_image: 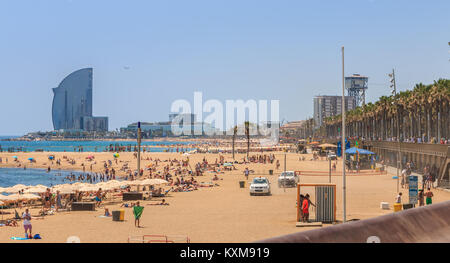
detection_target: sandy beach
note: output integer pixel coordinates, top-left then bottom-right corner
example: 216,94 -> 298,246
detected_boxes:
1,150 -> 449,243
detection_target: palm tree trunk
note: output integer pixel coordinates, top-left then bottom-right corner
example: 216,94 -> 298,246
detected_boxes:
232,134 -> 235,160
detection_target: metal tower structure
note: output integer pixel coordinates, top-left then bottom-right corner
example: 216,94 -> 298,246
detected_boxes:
345,74 -> 368,107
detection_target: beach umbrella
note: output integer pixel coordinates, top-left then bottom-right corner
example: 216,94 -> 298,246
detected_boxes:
125,180 -> 142,186
3,184 -> 29,193
7,193 -> 40,201
28,157 -> 34,161
104,180 -> 126,189
13,156 -> 18,159
345,147 -> 375,155
318,143 -> 337,148
12,184 -> 29,189
95,182 -> 117,191
0,194 -> 14,201
223,163 -> 233,167
53,183 -> 79,191
52,187 -> 74,194
79,185 -> 99,192
52,184 -> 77,191
113,153 -> 119,158
137,179 -> 158,186
52,183 -> 69,189
152,179 -> 169,185
116,181 -> 131,188
24,186 -> 48,194
48,156 -> 54,160
95,182 -> 108,187
70,183 -> 91,191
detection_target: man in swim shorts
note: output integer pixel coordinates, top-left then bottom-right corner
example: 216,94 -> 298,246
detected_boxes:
95,188 -> 102,207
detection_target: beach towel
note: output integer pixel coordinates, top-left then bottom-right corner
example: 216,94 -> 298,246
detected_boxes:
133,206 -> 144,219
11,237 -> 28,240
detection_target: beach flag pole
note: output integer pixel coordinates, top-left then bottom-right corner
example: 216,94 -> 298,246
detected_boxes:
341,46 -> 347,223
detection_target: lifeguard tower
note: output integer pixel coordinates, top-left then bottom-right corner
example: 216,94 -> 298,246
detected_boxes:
345,74 -> 368,107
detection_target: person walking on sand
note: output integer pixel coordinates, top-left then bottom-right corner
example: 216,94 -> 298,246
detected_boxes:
95,188 -> 103,207
133,201 -> 144,228
56,190 -> 62,212
418,189 -> 424,206
22,208 -> 32,239
244,167 -> 249,180
401,168 -> 407,189
425,188 -> 433,205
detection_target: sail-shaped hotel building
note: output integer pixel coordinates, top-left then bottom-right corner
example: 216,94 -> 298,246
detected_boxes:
52,68 -> 108,132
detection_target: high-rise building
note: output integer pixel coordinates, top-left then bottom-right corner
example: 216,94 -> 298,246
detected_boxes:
313,95 -> 355,129
52,68 -> 108,132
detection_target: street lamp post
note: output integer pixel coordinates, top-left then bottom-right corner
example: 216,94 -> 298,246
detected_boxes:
137,121 -> 141,177
341,46 -> 347,223
389,69 -> 401,192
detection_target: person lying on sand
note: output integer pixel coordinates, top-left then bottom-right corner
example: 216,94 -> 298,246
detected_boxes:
120,202 -> 136,208
5,219 -> 19,227
147,199 -> 169,206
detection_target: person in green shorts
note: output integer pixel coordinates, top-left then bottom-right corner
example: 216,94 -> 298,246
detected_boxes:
425,188 -> 434,205
133,201 -> 144,228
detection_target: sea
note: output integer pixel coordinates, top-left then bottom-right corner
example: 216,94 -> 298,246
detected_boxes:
0,167 -> 85,188
0,139 -> 195,152
0,139 -> 196,188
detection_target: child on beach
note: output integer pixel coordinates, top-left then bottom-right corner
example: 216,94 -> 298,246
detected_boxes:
133,201 -> 144,228
395,192 -> 402,204
104,208 -> 111,217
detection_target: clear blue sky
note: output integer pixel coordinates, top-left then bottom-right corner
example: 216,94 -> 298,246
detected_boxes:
0,0 -> 449,135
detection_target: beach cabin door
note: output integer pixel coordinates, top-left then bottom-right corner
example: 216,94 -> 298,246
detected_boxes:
315,186 -> 335,223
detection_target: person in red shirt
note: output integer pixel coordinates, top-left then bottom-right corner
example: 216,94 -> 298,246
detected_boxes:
302,194 -> 315,222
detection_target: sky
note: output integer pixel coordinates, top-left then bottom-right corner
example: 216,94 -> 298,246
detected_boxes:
0,0 -> 449,135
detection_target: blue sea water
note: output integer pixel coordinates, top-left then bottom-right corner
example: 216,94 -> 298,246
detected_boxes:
0,140 -> 195,152
0,167 -> 84,188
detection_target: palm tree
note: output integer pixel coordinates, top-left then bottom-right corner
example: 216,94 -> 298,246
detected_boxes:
244,121 -> 250,158
232,125 -> 238,160
321,79 -> 449,143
